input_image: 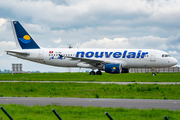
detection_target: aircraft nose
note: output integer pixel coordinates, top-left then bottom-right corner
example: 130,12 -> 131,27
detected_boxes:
171,58 -> 178,66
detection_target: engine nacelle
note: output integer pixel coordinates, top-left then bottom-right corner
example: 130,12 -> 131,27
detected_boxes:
103,64 -> 122,74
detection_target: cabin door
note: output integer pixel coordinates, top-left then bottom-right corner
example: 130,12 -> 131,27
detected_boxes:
150,51 -> 156,62
38,50 -> 44,60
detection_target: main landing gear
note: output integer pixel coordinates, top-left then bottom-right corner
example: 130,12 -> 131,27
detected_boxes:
89,70 -> 102,75
96,70 -> 102,75
89,71 -> 95,75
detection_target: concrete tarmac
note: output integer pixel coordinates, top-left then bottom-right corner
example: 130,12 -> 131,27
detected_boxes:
0,97 -> 180,110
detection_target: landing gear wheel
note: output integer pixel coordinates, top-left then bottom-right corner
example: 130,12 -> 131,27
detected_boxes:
89,71 -> 95,75
152,72 -> 156,76
96,70 -> 102,75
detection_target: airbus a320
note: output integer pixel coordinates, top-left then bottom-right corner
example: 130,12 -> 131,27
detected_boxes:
6,21 -> 178,76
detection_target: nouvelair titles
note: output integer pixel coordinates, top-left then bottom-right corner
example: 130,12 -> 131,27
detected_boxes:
76,50 -> 148,58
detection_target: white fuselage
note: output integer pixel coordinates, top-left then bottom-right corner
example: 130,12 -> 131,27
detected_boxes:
7,48 -> 178,70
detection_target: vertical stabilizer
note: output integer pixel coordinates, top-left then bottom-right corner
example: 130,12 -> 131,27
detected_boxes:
11,21 -> 40,49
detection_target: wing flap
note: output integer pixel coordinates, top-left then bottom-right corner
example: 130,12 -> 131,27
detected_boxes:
67,56 -> 104,64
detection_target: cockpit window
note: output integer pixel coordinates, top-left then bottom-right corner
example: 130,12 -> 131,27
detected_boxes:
162,54 -> 171,57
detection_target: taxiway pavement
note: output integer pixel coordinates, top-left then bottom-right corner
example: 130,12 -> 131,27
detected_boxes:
0,97 -> 180,110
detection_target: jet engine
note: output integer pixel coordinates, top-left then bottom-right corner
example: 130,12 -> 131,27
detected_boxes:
103,64 -> 122,74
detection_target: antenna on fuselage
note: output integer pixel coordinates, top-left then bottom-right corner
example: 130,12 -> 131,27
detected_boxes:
67,44 -> 73,49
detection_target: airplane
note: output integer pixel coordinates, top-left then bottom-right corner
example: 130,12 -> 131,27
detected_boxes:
6,21 -> 178,76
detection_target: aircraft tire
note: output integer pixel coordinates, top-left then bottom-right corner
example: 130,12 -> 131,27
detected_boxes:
152,72 -> 156,76
96,70 -> 102,75
89,71 -> 95,75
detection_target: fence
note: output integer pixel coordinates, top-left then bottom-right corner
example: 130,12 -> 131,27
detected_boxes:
0,106 -> 170,120
129,67 -> 180,73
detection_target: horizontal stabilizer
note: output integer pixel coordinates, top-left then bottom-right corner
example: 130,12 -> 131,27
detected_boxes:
6,50 -> 29,55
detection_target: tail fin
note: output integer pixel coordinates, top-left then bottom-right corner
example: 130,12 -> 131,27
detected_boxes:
11,21 -> 40,49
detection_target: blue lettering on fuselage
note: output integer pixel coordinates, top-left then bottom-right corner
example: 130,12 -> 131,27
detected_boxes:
86,51 -> 94,58
127,52 -> 136,58
95,52 -> 104,58
76,50 -> 148,59
113,52 -> 122,58
105,52 -> 113,58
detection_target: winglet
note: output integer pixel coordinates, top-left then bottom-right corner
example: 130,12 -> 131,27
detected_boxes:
11,21 -> 41,49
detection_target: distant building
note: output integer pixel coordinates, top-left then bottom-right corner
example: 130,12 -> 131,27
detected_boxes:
12,64 -> 30,74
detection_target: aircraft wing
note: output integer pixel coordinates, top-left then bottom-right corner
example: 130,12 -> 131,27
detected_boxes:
67,56 -> 105,66
67,56 -> 127,67
68,56 -> 103,63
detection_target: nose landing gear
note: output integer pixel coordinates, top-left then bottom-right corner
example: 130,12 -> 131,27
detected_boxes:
152,72 -> 156,76
152,67 -> 156,76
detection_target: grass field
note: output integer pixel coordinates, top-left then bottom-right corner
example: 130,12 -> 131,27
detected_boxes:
0,104 -> 180,120
0,82 -> 180,99
0,73 -> 179,119
0,72 -> 180,82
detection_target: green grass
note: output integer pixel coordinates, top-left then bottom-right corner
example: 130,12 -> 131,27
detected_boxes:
0,72 -> 180,82
0,82 -> 180,99
0,73 -> 179,119
0,104 -> 180,120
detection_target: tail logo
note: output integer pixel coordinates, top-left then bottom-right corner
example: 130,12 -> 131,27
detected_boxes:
18,35 -> 31,44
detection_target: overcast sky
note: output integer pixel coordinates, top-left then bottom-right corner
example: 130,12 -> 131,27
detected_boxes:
0,0 -> 180,72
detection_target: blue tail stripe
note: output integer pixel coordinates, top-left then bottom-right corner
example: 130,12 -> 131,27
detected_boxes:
13,21 -> 40,49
